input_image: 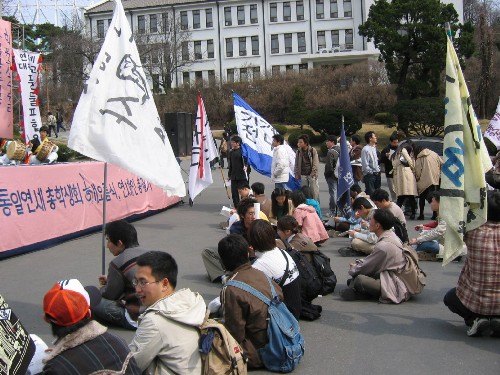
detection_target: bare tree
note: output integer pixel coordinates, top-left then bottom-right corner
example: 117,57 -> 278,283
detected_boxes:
135,15 -> 192,92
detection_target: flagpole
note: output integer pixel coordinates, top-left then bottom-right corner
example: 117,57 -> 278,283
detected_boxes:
219,164 -> 232,202
101,162 -> 108,275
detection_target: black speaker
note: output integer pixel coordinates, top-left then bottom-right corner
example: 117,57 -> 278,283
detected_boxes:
163,112 -> 194,157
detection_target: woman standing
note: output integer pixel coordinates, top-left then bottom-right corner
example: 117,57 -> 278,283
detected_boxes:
413,144 -> 443,220
391,142 -> 418,219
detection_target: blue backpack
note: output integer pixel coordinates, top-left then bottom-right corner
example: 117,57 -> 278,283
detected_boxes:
225,277 -> 305,373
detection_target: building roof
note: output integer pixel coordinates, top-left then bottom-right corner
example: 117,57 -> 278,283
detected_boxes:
86,0 -> 210,14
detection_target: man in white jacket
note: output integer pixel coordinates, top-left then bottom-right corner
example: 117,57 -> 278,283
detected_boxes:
130,251 -> 206,374
271,134 -> 290,189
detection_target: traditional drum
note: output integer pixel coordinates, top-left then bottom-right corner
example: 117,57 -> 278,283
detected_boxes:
6,141 -> 27,161
36,141 -> 56,161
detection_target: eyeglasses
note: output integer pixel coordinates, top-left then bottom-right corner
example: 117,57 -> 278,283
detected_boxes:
132,279 -> 161,288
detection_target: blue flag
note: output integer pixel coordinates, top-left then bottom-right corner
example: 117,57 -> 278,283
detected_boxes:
233,92 -> 300,190
336,123 -> 354,218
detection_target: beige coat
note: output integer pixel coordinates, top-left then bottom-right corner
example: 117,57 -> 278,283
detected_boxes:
414,149 -> 443,194
392,148 -> 417,197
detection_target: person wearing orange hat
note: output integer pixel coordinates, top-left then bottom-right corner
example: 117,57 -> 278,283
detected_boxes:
42,279 -> 141,374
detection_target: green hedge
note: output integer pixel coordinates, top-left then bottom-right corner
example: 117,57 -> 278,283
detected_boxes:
374,112 -> 395,125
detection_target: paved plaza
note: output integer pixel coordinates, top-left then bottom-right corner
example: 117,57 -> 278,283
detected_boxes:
1,159 -> 499,374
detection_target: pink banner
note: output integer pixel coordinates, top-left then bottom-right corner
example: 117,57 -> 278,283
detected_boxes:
0,20 -> 13,138
0,161 -> 181,257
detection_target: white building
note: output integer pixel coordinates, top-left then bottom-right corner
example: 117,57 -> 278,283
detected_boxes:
84,0 -> 463,89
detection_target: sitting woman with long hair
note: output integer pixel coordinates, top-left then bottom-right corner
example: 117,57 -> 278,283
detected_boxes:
269,187 -> 294,225
248,219 -> 302,319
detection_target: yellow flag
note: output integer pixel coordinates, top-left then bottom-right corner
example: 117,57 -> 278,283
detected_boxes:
440,37 -> 493,265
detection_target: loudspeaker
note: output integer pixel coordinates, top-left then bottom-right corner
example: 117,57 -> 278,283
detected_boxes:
163,112 -> 194,157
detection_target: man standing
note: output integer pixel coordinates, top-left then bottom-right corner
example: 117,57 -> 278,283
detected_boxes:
361,131 -> 381,196
294,134 -> 320,202
228,135 -> 249,207
444,190 -> 500,337
324,135 -> 340,217
91,220 -> 148,330
349,134 -> 363,185
271,133 -> 290,189
42,279 -> 141,374
130,251 -> 206,374
380,134 -> 399,201
218,234 -> 284,369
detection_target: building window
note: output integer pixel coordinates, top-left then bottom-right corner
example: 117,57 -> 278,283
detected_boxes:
137,15 -> 145,34
208,70 -> 215,84
183,72 -> 190,86
161,13 -> 168,32
240,68 -> 248,81
97,20 -> 104,38
182,41 -> 189,60
227,68 -> 234,82
283,2 -> 291,21
151,52 -> 159,64
270,3 -> 277,22
317,31 -> 326,50
250,4 -> 258,24
331,30 -> 339,47
285,33 -> 292,53
193,10 -> 200,29
150,14 -> 157,33
271,34 -> 279,54
239,37 -> 247,56
108,18 -> 112,26
237,6 -> 245,25
224,7 -> 232,26
180,11 -> 188,30
206,8 -> 213,27
207,39 -> 214,58
296,1 -> 304,20
253,66 -> 260,80
343,0 -> 352,17
330,0 -> 338,18
226,38 -> 233,57
152,74 -> 160,91
195,71 -> 203,85
272,65 -> 280,75
194,41 -> 202,60
286,65 -> 294,72
297,32 -> 306,52
345,29 -> 353,48
299,63 -> 308,71
251,35 -> 259,55
316,0 -> 324,19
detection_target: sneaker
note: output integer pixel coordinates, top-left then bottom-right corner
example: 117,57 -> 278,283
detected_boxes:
340,288 -> 359,301
219,221 -> 229,230
338,247 -> 362,257
328,230 -> 340,238
467,318 -> 490,337
417,215 -> 425,220
490,318 -> 500,338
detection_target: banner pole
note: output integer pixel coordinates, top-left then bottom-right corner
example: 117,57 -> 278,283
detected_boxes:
101,162 -> 108,275
219,165 -> 232,202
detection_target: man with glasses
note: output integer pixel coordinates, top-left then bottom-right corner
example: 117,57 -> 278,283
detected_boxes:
129,251 -> 206,374
90,220 -> 148,330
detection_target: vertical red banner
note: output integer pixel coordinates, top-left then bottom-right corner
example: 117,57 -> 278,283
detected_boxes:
0,20 -> 13,138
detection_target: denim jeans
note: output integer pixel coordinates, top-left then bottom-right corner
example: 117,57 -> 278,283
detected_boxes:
325,177 -> 338,214
416,240 -> 439,254
91,298 -> 137,330
363,173 -> 381,196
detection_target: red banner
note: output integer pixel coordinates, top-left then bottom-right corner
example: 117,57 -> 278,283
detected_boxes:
0,20 -> 13,138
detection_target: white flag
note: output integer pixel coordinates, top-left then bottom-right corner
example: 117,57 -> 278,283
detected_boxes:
69,0 -> 185,197
188,94 -> 218,201
484,98 -> 500,151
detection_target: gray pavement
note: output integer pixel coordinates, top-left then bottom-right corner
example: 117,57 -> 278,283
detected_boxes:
1,159 -> 499,374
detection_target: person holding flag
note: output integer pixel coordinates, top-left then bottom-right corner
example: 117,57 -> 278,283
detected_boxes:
227,135 -> 250,207
336,122 -> 355,220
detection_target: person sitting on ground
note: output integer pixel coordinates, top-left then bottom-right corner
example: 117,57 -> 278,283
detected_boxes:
341,209 -> 410,303
408,191 -> 446,260
29,126 -> 59,164
371,188 -> 406,225
300,185 -> 322,218
237,183 -> 254,201
248,219 -> 302,320
229,198 -> 267,239
90,220 -> 148,330
218,234 -> 284,369
269,187 -> 294,225
276,215 -> 317,258
326,189 -> 362,234
338,197 -> 377,257
291,190 -> 329,246
251,182 -> 271,217
129,251 -> 206,374
443,190 -> 500,337
42,279 -> 141,374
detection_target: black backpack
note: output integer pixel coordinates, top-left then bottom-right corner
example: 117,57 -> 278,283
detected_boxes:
284,247 -> 322,303
310,250 -> 337,296
393,219 -> 409,244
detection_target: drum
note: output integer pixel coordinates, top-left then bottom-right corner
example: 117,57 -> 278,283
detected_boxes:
6,141 -> 27,161
36,141 -> 56,161
1,139 -> 11,154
